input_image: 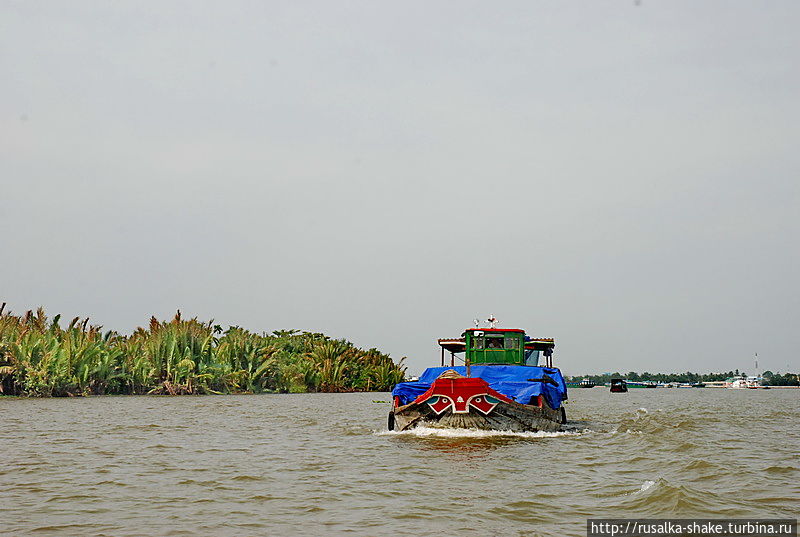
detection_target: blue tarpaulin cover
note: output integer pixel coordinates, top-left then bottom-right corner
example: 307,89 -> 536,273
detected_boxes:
391,365 -> 568,409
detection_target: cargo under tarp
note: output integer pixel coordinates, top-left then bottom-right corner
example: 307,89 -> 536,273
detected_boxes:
392,365 -> 568,410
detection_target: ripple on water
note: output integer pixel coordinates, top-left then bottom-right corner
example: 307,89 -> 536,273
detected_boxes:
230,474 -> 263,482
682,458 -> 718,471
762,465 -> 797,475
616,478 -> 749,517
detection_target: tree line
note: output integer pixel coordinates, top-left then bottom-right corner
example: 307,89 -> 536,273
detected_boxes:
566,370 -> 799,386
0,305 -> 407,397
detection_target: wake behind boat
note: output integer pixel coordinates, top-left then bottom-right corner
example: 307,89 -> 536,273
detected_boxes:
388,324 -> 568,432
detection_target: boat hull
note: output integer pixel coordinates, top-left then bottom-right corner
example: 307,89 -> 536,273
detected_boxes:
389,374 -> 565,432
391,399 -> 564,432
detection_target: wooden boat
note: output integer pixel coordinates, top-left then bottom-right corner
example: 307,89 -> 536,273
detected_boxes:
609,378 -> 628,392
388,326 -> 568,432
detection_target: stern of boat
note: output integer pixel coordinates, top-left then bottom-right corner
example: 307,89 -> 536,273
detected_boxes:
390,373 -> 564,432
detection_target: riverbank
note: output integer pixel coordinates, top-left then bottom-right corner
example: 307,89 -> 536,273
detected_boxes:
0,306 -> 406,397
567,372 -> 799,387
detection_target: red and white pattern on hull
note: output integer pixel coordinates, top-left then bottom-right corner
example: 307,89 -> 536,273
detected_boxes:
412,377 -> 515,415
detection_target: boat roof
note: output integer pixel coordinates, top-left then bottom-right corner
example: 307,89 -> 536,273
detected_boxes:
437,338 -> 467,353
463,328 -> 525,334
526,338 -> 555,348
438,333 -> 555,353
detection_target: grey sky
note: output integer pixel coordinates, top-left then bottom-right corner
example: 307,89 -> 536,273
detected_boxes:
2,1 -> 798,376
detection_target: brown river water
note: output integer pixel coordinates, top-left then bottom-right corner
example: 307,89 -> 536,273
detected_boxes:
1,388 -> 798,536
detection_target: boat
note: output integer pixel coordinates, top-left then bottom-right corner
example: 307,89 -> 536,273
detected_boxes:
627,381 -> 657,388
609,378 -> 627,393
388,325 -> 568,432
579,378 -> 595,388
726,376 -> 762,389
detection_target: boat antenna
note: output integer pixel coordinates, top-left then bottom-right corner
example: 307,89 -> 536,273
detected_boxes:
473,318 -> 480,328
487,314 -> 498,329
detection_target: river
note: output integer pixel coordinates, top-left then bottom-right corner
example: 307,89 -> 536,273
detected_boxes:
1,388 -> 797,536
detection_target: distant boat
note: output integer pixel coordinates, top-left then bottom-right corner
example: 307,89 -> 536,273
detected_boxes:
727,376 -> 761,389
610,378 -> 628,393
691,382 -> 706,388
579,378 -> 595,388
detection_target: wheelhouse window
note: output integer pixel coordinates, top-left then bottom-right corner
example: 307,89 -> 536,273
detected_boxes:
473,337 -> 485,349
486,337 -> 503,349
504,337 -> 519,349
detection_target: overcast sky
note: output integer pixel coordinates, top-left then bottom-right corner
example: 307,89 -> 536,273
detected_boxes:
2,1 -> 798,376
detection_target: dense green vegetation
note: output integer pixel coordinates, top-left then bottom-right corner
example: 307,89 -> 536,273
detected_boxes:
759,371 -> 800,386
0,305 -> 406,397
567,370 -> 799,386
